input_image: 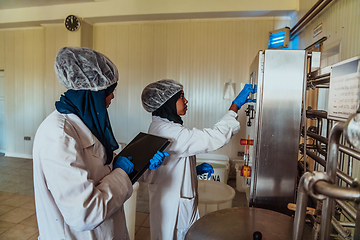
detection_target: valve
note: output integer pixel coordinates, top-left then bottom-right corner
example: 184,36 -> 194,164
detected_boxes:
245,105 -> 255,127
240,136 -> 253,178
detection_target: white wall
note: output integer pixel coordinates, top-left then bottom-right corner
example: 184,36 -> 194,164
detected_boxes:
94,18 -> 291,160
0,26 -> 82,158
0,28 -> 45,158
0,17 -> 290,159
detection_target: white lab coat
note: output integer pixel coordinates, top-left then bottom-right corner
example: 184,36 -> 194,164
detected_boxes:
33,110 -> 133,240
143,110 -> 240,240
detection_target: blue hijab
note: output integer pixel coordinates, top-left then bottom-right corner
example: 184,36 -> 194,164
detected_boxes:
55,83 -> 118,165
152,90 -> 183,125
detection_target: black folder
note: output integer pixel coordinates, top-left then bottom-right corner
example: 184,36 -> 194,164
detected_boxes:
114,132 -> 170,184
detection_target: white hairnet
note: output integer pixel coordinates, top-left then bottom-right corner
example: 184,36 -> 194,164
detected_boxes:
54,47 -> 119,91
141,79 -> 183,112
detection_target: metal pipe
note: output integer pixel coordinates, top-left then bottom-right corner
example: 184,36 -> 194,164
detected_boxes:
307,78 -> 330,88
308,70 -> 331,81
316,146 -> 327,159
315,85 -> 329,89
316,118 -> 328,158
292,169 -> 359,239
305,149 -> 354,185
339,144 -> 360,161
305,36 -> 328,51
307,74 -> 330,82
293,172 -> 312,240
327,119 -> 332,139
339,222 -> 356,228
290,0 -> 324,38
321,123 -> 343,240
307,131 -> 360,160
293,171 -> 334,240
339,136 -> 345,186
306,110 -> 328,119
335,199 -> 357,220
348,155 -> 353,178
302,51 -> 308,173
355,203 -> 360,239
314,181 -> 360,201
336,171 -> 356,187
291,0 -> 333,38
307,130 -> 328,143
314,85 -> 329,89
331,216 -> 351,239
291,0 -> 324,34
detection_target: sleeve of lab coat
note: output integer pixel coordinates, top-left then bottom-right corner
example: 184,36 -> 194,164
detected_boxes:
174,110 -> 240,158
41,133 -> 133,231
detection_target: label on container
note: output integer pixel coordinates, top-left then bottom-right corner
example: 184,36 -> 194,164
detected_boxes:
198,173 -> 221,182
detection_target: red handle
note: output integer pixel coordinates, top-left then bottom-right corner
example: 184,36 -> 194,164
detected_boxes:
240,139 -> 254,145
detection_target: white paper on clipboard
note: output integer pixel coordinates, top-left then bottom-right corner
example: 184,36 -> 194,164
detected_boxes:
327,57 -> 360,121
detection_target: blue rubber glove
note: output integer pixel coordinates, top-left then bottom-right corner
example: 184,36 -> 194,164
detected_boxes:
149,151 -> 170,169
114,156 -> 134,175
196,162 -> 214,179
232,84 -> 257,108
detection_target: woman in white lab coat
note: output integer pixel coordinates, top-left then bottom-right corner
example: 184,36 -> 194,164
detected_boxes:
141,79 -> 256,240
33,47 -> 167,240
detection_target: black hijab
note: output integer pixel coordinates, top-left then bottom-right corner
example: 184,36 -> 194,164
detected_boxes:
152,91 -> 183,125
55,83 -> 118,165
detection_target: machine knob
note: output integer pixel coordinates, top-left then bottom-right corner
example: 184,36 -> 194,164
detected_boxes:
253,231 -> 262,240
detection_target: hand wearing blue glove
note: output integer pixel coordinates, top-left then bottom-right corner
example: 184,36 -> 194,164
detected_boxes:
149,151 -> 170,169
113,156 -> 134,175
232,84 -> 257,108
196,162 -> 214,179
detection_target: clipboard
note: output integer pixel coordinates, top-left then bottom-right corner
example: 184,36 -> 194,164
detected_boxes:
114,132 -> 170,184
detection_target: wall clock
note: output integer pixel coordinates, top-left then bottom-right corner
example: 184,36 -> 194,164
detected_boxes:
64,15 -> 81,32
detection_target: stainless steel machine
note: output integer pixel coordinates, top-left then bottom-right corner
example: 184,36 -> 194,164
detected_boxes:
246,50 -> 307,215
185,53 -> 360,240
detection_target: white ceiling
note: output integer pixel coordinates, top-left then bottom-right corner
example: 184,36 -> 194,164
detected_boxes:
0,0 -> 294,29
0,0 -> 94,10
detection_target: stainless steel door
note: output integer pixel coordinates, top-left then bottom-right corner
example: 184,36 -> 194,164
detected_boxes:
247,50 -> 307,215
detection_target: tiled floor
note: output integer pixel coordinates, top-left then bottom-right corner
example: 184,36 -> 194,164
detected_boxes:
0,153 -> 152,240
0,153 -> 246,240
0,155 -> 39,240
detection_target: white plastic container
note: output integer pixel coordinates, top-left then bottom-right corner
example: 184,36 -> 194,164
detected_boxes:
196,153 -> 230,183
124,182 -> 139,240
229,158 -> 245,179
197,180 -> 235,217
